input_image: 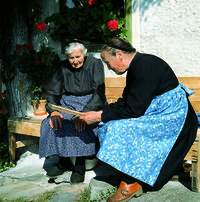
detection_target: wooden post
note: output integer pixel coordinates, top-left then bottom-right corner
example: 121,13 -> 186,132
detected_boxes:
125,0 -> 132,43
191,134 -> 200,192
9,132 -> 16,163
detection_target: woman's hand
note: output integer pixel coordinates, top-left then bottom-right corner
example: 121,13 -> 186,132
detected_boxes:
79,111 -> 102,125
49,111 -> 63,130
74,116 -> 86,131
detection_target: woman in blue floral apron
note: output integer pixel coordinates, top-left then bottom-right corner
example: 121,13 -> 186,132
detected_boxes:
79,37 -> 198,201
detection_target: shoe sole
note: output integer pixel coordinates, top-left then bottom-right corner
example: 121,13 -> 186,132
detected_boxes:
121,188 -> 143,202
70,177 -> 85,184
46,170 -> 69,179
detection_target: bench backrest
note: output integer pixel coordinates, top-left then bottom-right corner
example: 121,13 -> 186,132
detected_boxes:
105,77 -> 200,113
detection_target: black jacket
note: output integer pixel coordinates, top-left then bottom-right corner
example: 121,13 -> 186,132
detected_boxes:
102,52 -> 179,122
46,56 -> 106,114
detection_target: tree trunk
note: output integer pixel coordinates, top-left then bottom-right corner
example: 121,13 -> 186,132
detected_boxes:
6,73 -> 33,117
4,0 -> 60,117
1,0 -> 60,158
4,1 -> 33,117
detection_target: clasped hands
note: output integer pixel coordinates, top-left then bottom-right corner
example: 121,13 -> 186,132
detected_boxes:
49,111 -> 102,131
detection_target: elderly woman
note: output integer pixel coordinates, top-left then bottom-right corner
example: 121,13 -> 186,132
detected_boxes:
39,39 -> 106,184
79,37 -> 198,201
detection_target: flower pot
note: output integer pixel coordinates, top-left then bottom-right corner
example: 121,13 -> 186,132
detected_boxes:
32,99 -> 47,116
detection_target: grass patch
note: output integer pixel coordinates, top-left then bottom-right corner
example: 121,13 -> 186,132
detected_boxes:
75,186 -> 117,202
33,190 -> 56,202
75,187 -> 91,202
0,190 -> 56,202
0,143 -> 15,172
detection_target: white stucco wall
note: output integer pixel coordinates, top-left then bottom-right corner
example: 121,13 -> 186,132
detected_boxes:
91,0 -> 200,78
133,0 -> 200,76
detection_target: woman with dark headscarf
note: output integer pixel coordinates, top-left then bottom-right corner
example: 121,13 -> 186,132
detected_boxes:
79,37 -> 198,201
39,40 -> 106,184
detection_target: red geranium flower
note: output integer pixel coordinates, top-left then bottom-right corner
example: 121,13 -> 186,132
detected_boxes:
107,20 -> 119,31
36,22 -> 47,31
22,44 -> 27,49
0,109 -> 5,113
1,93 -> 6,97
0,99 -> 2,102
16,44 -> 21,50
88,0 -> 97,6
28,44 -> 34,50
35,59 -> 40,65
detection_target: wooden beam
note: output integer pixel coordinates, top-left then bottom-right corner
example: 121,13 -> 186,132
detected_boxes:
16,139 -> 39,149
125,0 -> 132,43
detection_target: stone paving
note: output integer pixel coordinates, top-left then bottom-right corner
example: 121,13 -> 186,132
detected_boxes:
0,151 -> 116,201
1,151 -> 200,201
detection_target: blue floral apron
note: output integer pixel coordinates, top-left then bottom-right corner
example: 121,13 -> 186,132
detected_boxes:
97,83 -> 194,186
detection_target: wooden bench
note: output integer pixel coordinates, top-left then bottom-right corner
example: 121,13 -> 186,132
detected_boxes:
7,77 -> 200,191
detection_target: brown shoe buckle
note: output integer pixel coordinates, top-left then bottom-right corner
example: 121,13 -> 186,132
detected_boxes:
121,189 -> 129,196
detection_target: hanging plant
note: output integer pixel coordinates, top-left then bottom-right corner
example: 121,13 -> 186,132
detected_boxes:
45,0 -> 127,43
7,21 -> 60,104
9,42 -> 60,104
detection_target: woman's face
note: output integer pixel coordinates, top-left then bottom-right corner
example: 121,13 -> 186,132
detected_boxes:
101,51 -> 124,75
68,49 -> 85,68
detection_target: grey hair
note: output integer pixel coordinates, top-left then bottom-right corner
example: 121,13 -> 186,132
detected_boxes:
64,42 -> 87,56
102,37 -> 136,56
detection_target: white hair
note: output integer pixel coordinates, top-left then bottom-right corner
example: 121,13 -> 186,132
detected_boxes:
64,42 -> 87,56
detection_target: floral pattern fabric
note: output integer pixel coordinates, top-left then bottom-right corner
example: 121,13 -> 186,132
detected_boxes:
97,83 -> 193,186
39,94 -> 99,158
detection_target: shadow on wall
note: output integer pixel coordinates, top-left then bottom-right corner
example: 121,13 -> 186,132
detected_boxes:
134,0 -> 164,18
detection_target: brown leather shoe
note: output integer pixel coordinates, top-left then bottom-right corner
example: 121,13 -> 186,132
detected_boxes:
107,181 -> 143,202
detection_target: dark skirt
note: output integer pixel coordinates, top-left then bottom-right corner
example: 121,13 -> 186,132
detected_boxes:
39,94 -> 99,158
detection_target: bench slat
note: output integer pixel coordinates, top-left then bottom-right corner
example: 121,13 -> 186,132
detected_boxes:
16,139 -> 39,148
105,88 -> 123,97
7,117 -> 46,136
189,90 -> 200,101
190,102 -> 200,113
178,77 -> 200,89
105,77 -> 126,87
105,77 -> 200,112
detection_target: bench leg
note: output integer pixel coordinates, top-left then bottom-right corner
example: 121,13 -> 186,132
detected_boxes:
191,138 -> 200,192
9,132 -> 16,163
191,161 -> 200,192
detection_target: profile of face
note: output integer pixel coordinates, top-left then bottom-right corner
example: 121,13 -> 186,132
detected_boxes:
101,51 -> 125,75
68,49 -> 85,69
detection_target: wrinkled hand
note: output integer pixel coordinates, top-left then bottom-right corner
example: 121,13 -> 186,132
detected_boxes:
73,116 -> 86,131
49,111 -> 63,130
79,111 -> 102,125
